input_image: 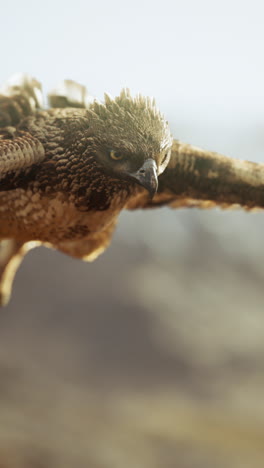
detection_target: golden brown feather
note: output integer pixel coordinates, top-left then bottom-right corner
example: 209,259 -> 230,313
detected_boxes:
0,74 -> 264,305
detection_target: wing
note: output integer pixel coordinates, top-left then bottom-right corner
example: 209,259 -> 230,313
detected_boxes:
0,73 -> 43,127
126,140 -> 264,211
0,76 -> 96,306
46,82 -> 264,213
48,79 -> 94,108
0,74 -> 45,178
0,128 -> 45,180
0,74 -> 45,306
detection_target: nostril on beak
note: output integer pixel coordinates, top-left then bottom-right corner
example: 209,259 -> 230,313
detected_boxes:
130,158 -> 158,197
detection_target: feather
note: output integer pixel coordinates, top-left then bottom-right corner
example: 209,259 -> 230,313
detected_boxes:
1,73 -> 264,305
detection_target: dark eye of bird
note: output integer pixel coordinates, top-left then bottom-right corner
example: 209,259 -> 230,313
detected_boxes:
109,150 -> 124,161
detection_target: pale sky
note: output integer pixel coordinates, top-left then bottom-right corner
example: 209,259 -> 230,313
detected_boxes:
1,0 -> 264,159
1,1 -> 264,265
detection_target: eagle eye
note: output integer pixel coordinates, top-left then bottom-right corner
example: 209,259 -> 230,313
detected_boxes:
109,150 -> 124,161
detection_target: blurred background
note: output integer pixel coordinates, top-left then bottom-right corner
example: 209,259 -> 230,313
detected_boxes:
1,0 -> 264,466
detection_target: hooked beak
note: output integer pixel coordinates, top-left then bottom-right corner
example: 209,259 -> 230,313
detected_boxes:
129,158 -> 158,198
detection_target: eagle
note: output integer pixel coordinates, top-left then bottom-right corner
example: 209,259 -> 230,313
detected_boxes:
0,73 -> 264,306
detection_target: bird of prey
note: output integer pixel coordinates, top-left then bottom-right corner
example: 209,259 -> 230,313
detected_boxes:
0,73 -> 264,306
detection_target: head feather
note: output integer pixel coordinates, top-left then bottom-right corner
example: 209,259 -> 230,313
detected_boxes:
85,89 -> 173,156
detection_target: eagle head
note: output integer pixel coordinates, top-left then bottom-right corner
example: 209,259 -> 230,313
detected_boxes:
85,89 -> 173,197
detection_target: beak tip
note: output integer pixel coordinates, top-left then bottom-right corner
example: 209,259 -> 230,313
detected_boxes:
148,181 -> 158,199
129,158 -> 158,197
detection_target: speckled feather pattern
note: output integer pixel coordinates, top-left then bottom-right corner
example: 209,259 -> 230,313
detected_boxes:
0,84 -> 172,260
1,73 -> 264,305
0,107 -> 135,248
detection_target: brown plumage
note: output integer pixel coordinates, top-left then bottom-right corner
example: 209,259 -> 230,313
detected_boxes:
0,73 -> 264,305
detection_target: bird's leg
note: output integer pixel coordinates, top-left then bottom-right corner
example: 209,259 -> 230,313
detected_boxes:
0,240 -> 36,306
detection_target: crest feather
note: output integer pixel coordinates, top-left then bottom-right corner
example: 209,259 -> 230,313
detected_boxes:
86,89 -> 173,154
